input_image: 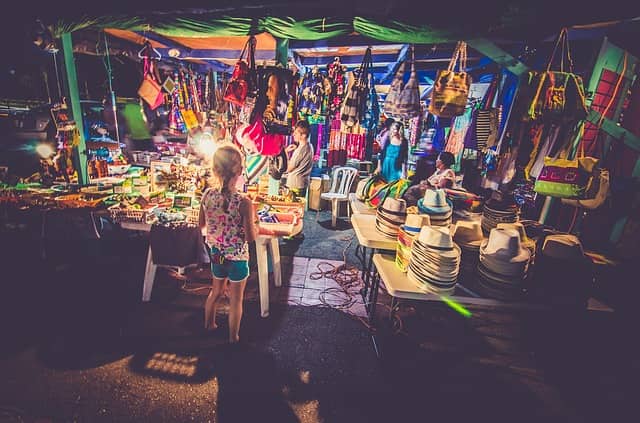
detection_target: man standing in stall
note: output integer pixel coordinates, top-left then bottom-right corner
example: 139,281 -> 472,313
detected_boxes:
284,120 -> 314,199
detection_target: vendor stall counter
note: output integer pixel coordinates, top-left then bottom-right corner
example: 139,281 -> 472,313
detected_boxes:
120,219 -> 302,318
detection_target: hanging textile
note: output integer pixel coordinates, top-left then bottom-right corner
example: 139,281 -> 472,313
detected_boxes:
346,133 -> 366,161
328,119 -> 348,167
444,106 -> 474,170
327,58 -> 346,119
298,66 -> 325,117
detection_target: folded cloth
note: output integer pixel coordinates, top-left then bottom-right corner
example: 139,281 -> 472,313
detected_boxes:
150,224 -> 205,267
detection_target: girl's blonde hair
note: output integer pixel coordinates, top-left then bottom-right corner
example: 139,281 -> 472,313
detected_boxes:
211,144 -> 244,210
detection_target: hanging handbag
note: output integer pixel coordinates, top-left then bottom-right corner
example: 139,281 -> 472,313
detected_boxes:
341,47 -> 373,128
394,46 -> 421,119
527,28 -> 588,122
223,36 -> 256,107
429,41 -> 471,118
383,61 -> 405,117
138,59 -> 164,110
534,131 -> 599,200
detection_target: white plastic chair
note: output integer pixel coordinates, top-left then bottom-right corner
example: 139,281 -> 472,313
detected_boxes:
321,166 -> 359,228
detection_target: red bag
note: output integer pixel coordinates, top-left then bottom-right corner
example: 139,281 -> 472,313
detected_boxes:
255,133 -> 284,157
223,36 -> 256,107
138,59 -> 164,110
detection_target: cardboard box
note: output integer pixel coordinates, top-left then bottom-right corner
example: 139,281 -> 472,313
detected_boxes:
308,175 -> 330,211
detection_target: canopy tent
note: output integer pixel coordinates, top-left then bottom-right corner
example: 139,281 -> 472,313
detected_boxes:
37,3 -> 640,185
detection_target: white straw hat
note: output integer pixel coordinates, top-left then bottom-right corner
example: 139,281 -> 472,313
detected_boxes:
381,197 -> 407,214
480,227 -> 530,264
453,220 -> 484,247
405,214 -> 431,232
418,189 -> 451,214
418,226 -> 454,250
541,234 -> 585,261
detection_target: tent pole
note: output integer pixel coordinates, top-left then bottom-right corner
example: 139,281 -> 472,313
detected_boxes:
61,32 -> 88,185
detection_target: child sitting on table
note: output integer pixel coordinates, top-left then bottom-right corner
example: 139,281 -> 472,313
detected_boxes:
199,144 -> 257,343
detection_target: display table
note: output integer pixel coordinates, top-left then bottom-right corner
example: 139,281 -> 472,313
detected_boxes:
119,219 -> 302,318
350,213 -> 397,306
368,253 -> 613,356
348,193 -> 375,216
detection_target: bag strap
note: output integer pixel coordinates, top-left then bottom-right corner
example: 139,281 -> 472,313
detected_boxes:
546,28 -> 574,73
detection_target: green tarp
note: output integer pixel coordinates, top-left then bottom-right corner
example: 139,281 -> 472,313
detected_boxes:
50,15 -> 468,43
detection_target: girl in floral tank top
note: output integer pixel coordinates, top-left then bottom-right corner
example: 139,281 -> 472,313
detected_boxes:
199,145 -> 257,343
202,189 -> 249,261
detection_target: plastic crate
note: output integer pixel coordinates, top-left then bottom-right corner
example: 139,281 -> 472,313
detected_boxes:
258,212 -> 298,236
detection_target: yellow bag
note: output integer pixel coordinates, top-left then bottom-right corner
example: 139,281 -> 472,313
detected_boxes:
429,41 -> 472,118
180,109 -> 199,131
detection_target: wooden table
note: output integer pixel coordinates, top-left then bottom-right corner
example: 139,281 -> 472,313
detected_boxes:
120,220 -> 302,318
350,213 -> 397,307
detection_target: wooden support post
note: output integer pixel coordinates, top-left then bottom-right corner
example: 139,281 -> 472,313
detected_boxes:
61,32 -> 88,185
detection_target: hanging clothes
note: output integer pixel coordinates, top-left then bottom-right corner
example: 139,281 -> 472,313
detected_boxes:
327,58 -> 346,120
444,106 -> 474,169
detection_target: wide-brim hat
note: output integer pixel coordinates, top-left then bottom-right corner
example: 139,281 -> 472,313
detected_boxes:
375,219 -> 401,238
405,213 -> 430,232
377,208 -> 406,226
417,226 -> 455,250
480,228 -> 530,264
417,197 -> 452,215
381,197 -> 407,214
541,234 -> 585,261
453,220 -> 485,248
497,222 -> 532,244
413,239 -> 461,261
407,268 -> 457,295
479,252 -> 528,277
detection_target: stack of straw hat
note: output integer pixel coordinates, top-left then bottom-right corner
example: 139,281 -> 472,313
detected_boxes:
395,214 -> 430,272
417,189 -> 453,227
532,233 -> 592,308
407,226 -> 461,295
452,220 -> 485,275
481,196 -> 519,235
375,197 -> 407,238
477,227 -> 531,300
496,222 -> 536,263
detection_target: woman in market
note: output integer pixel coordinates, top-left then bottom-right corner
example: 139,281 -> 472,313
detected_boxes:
374,120 -> 408,183
402,151 -> 457,207
199,144 -> 257,343
375,117 -> 395,152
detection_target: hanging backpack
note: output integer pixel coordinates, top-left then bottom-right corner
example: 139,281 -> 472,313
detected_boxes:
393,46 -> 421,119
341,47 -> 373,128
429,41 -> 471,118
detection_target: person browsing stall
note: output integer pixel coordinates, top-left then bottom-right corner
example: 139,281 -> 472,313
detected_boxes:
284,120 -> 315,198
199,145 -> 258,343
375,121 -> 408,183
402,151 -> 457,207
426,151 -> 456,189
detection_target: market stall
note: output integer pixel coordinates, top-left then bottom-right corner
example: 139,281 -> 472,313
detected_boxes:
3,9 -> 638,326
